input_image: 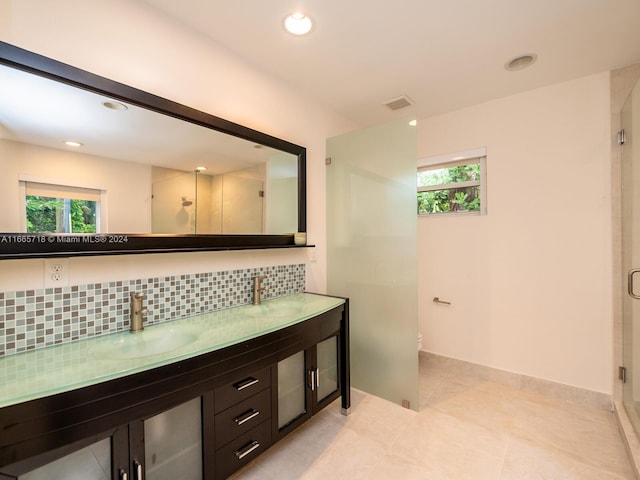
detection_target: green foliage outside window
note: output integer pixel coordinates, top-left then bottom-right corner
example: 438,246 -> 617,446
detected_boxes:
26,196 -> 97,233
69,199 -> 97,233
26,196 -> 63,233
417,164 -> 481,214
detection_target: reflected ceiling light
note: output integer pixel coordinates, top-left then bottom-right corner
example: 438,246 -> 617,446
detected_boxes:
64,140 -> 83,147
504,54 -> 537,71
283,12 -> 314,36
409,120 -> 417,127
102,101 -> 128,111
195,166 -> 207,172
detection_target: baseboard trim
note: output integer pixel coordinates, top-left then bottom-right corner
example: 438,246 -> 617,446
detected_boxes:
420,351 -> 613,411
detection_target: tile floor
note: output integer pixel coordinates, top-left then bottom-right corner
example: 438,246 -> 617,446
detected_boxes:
232,353 -> 635,479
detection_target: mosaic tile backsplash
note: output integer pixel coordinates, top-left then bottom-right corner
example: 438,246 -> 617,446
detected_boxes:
0,264 -> 305,357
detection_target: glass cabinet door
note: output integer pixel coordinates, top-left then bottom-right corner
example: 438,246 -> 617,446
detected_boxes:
277,351 -> 307,428
144,397 -> 203,480
19,438 -> 111,480
316,336 -> 339,403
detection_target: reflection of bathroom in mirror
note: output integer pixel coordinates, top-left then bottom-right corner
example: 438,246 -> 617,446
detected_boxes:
0,61 -> 299,236
151,154 -> 297,234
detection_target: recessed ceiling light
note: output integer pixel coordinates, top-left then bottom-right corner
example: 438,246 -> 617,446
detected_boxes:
64,140 -> 83,147
102,101 -> 128,111
195,166 -> 207,172
504,54 -> 537,71
283,12 -> 314,36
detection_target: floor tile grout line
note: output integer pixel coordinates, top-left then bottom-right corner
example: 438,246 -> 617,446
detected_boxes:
232,356 -> 634,479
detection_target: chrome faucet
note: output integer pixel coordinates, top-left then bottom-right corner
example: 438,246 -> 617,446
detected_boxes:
252,275 -> 269,305
130,292 -> 149,332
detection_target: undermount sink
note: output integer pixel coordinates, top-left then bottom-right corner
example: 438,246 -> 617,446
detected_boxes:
89,328 -> 198,359
236,299 -> 305,319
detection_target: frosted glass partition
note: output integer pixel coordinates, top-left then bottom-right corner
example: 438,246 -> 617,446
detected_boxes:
327,119 -> 419,410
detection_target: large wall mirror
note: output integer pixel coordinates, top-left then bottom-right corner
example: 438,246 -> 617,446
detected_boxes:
0,41 -> 307,259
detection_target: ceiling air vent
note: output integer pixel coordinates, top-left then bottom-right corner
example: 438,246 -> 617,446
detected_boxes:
383,95 -> 414,111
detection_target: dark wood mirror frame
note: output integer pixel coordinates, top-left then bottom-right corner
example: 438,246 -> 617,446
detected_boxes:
0,41 -> 307,259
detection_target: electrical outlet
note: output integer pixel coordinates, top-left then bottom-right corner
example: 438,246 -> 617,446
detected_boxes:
307,247 -> 318,263
44,258 -> 70,288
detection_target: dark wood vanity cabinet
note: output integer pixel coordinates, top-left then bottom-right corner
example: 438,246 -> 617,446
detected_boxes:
275,332 -> 345,441
213,367 -> 273,479
0,300 -> 349,480
0,379 -> 214,480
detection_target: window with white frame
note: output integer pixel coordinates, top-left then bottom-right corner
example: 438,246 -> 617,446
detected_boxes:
417,148 -> 487,215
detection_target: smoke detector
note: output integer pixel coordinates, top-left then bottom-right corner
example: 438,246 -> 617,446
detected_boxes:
383,95 -> 414,111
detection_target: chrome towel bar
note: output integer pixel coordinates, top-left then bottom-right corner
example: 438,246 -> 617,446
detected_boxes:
433,297 -> 451,305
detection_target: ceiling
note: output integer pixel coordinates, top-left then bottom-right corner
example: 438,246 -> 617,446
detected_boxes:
0,63 -> 295,175
143,0 -> 640,127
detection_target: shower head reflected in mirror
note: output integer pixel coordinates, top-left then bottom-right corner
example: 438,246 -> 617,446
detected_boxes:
181,196 -> 193,207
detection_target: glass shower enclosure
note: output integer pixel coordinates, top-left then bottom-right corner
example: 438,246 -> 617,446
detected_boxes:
622,75 -> 640,435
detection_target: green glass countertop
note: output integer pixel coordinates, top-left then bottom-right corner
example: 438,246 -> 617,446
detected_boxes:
0,293 -> 345,409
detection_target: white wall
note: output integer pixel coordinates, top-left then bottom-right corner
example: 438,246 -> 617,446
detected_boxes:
0,0 -> 356,292
1,140 -> 151,233
418,72 -> 613,394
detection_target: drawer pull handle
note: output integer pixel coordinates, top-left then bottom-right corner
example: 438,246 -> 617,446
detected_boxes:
234,377 -> 259,391
119,470 -> 128,480
234,440 -> 260,460
234,409 -> 261,426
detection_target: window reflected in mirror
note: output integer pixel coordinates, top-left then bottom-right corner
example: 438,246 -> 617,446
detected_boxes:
23,182 -> 101,234
0,61 -> 299,236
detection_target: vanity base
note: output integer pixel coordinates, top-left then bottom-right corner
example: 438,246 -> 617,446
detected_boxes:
0,297 -> 350,480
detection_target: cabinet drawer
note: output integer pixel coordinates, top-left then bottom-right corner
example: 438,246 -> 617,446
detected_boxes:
215,419 -> 271,479
215,388 -> 271,448
215,366 -> 271,413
